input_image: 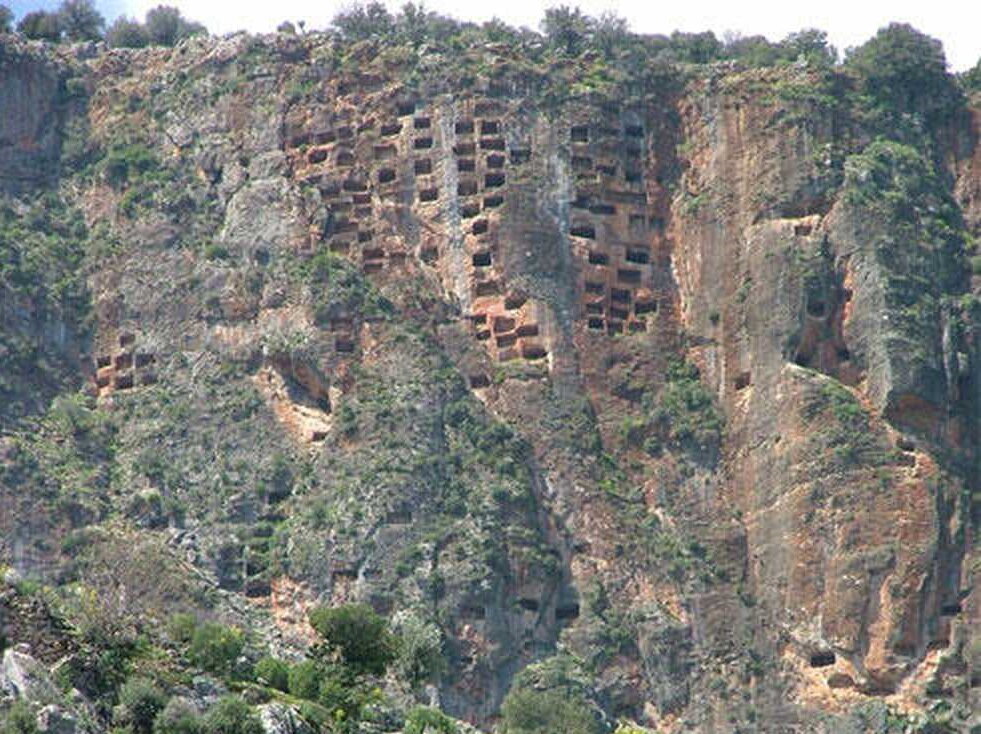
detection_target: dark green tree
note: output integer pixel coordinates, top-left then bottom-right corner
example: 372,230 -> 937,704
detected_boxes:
330,2 -> 394,41
0,5 -> 13,33
59,0 -> 104,41
667,30 -> 723,63
106,16 -> 149,48
845,23 -> 962,123
723,33 -> 780,67
308,603 -> 395,676
963,57 -> 981,93
17,10 -> 62,41
541,5 -> 591,56
590,11 -> 630,60
145,5 -> 206,46
779,28 -> 836,67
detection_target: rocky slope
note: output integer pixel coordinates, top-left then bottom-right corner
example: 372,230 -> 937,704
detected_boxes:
1,27 -> 979,734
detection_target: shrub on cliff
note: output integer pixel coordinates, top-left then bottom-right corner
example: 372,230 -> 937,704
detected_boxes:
189,623 -> 244,676
0,701 -> 37,734
254,657 -> 289,692
404,706 -> 457,734
0,5 -> 12,34
287,660 -> 322,699
115,677 -> 168,734
152,699 -> 202,734
200,697 -> 262,734
500,689 -> 601,734
501,655 -> 603,734
308,603 -> 395,676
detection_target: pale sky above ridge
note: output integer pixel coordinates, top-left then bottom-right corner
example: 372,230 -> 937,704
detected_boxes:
7,0 -> 981,71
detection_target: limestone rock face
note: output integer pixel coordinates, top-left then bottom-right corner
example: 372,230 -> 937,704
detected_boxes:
0,46 -> 64,193
0,33 -> 978,733
0,648 -> 58,701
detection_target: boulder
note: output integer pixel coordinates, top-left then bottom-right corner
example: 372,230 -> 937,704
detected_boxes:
35,705 -> 76,734
1,647 -> 58,700
256,703 -> 313,734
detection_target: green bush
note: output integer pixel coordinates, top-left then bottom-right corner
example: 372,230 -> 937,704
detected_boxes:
200,697 -> 262,734
189,623 -> 244,676
116,677 -> 167,734
287,660 -> 322,700
404,706 -> 457,734
153,699 -> 202,734
308,603 -> 395,676
167,612 -> 198,644
254,657 -> 289,692
390,610 -> 445,684
500,689 -> 601,734
648,360 -> 723,451
102,144 -> 158,187
0,701 -> 37,734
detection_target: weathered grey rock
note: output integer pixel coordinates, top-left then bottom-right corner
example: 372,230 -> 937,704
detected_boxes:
1,648 -> 58,700
35,705 -> 76,734
256,703 -> 313,734
191,675 -> 227,705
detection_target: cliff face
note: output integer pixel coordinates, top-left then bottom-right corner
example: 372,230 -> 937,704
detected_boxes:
0,33 -> 979,733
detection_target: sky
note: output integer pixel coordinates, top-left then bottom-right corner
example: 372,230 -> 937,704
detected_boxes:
6,0 -> 980,71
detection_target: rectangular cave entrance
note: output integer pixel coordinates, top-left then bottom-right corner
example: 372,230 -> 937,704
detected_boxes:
809,651 -> 836,667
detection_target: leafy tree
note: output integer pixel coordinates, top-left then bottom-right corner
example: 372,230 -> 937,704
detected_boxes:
779,28 -> 836,67
845,23 -> 962,124
331,2 -> 393,42
17,10 -> 62,41
308,603 -> 395,676
200,697 -> 262,734
723,33 -> 780,67
59,0 -> 104,41
189,623 -> 244,676
541,5 -> 591,56
963,57 -> 981,93
106,16 -> 150,48
144,5 -> 206,46
0,5 -> 13,33
115,677 -> 167,734
590,11 -> 629,60
276,20 -> 296,34
667,30 -> 722,64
